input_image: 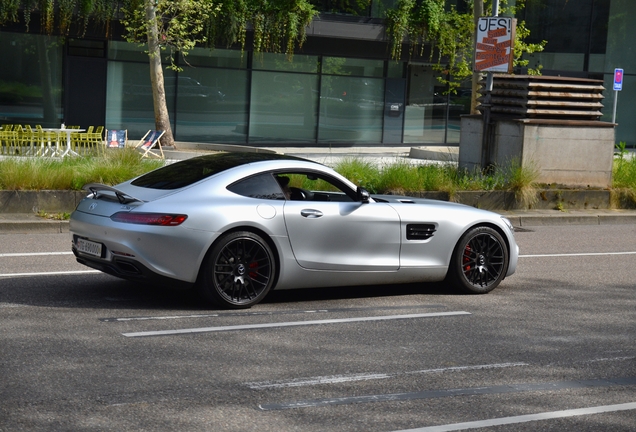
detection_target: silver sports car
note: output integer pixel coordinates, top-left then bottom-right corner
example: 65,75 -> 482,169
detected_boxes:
70,152 -> 519,308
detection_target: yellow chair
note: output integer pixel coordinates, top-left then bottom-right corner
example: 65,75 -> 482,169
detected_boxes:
75,126 -> 104,155
0,127 -> 15,155
8,125 -> 25,155
40,130 -> 61,157
91,126 -> 105,154
22,125 -> 42,155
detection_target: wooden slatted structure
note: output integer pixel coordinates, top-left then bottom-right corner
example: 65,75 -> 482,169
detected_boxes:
477,75 -> 605,120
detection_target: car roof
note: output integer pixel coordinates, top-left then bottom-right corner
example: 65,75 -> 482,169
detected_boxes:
130,152 -> 315,190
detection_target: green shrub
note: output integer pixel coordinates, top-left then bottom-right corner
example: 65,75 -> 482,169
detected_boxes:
0,149 -> 163,190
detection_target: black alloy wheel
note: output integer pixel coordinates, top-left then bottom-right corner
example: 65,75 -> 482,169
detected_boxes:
447,226 -> 509,294
201,231 -> 276,308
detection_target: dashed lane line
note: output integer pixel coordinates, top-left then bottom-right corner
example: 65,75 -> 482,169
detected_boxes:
0,252 -> 74,257
391,402 -> 636,432
520,251 -> 636,258
0,270 -> 100,277
246,363 -> 529,390
121,311 -> 471,338
100,304 -> 447,322
258,377 -> 636,410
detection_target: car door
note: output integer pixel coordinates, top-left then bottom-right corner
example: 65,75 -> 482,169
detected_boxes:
281,173 -> 401,271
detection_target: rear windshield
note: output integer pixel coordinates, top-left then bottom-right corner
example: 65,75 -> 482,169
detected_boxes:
131,152 -> 301,189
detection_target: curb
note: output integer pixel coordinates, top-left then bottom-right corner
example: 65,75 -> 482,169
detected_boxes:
503,213 -> 636,227
0,213 -> 70,234
0,219 -> 69,234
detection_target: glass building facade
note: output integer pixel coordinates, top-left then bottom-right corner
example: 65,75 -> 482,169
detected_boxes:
0,0 -> 634,147
520,0 -> 636,146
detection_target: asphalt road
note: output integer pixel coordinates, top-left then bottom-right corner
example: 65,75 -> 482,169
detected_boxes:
1,225 -> 635,431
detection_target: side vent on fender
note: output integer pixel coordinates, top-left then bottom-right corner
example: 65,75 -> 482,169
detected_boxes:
406,224 -> 436,240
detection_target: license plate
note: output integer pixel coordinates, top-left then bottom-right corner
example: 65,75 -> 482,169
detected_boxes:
76,238 -> 103,257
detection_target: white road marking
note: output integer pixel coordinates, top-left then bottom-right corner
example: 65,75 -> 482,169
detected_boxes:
122,311 -> 472,338
391,402 -> 636,432
109,313 -> 222,322
582,356 -> 635,363
259,377 -> 636,411
520,251 -> 636,258
246,363 -> 528,390
0,252 -> 74,257
0,270 -> 100,277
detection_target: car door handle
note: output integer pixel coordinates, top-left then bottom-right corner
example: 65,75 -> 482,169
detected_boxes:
301,209 -> 323,219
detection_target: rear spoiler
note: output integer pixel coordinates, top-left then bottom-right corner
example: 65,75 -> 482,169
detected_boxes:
83,183 -> 145,204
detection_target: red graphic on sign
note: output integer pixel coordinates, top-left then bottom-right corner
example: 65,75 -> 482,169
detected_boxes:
474,19 -> 515,73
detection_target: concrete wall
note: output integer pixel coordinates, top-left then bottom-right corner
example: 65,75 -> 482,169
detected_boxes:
0,191 -> 85,213
459,116 -> 616,187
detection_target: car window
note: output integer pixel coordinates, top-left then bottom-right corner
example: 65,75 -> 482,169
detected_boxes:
131,153 -> 303,190
275,171 -> 355,202
227,173 -> 285,200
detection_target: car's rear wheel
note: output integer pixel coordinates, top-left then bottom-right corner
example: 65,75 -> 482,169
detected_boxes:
200,231 -> 276,308
447,226 -> 509,294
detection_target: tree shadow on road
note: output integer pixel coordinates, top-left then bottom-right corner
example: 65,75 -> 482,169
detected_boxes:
0,272 -> 455,311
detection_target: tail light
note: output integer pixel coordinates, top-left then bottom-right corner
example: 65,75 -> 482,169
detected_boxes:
110,212 -> 188,226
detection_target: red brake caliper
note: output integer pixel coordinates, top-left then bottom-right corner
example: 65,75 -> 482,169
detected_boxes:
463,245 -> 472,271
249,261 -> 258,279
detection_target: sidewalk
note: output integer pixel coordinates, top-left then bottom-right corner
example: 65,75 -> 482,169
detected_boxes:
1,143 -> 635,233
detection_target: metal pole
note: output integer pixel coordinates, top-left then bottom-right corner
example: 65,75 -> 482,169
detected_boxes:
612,90 -> 618,124
480,0 -> 499,169
444,70 -> 450,144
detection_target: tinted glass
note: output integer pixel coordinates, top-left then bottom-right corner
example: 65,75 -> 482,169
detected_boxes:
131,153 -> 302,189
227,173 -> 285,200
249,71 -> 319,143
186,47 -> 246,69
318,75 -> 383,143
174,68 -> 249,143
252,52 -> 319,73
0,33 -> 63,127
106,61 -> 176,139
275,171 -> 355,201
322,57 -> 384,77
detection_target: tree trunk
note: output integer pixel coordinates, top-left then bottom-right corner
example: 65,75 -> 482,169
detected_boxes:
145,0 -> 175,148
471,0 -> 484,115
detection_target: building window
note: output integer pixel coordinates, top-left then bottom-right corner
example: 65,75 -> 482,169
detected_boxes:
249,71 -> 319,143
319,75 -> 384,143
0,33 -> 63,127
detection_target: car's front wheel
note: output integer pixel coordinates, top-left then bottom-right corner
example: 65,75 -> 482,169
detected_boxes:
200,231 -> 276,308
447,226 -> 509,294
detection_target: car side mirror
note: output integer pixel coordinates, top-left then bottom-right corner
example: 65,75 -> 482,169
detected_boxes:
356,187 -> 370,203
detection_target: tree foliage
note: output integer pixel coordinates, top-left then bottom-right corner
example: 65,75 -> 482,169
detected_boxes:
0,0 -> 118,34
120,0 -> 219,70
386,0 -> 547,92
207,0 -> 318,60
0,0 -> 318,60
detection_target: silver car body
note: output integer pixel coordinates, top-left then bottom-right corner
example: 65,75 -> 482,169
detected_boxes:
70,154 -> 518,294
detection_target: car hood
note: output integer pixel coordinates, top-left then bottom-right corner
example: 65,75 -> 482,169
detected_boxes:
371,194 -> 466,207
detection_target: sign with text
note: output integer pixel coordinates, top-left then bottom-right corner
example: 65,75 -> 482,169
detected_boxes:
474,17 -> 516,73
